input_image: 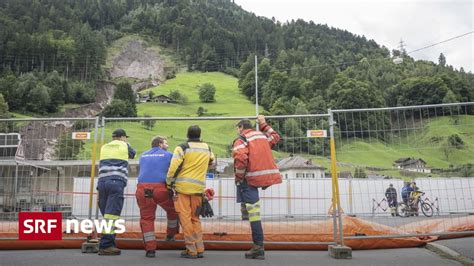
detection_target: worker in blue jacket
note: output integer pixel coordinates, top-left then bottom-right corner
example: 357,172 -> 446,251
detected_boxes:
135,136 -> 179,258
97,129 -> 136,256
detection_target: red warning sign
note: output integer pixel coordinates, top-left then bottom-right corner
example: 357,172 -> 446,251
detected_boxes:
306,130 -> 327,138
72,132 -> 91,140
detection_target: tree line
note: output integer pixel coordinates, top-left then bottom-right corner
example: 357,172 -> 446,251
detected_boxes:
0,70 -> 95,115
0,0 -> 472,121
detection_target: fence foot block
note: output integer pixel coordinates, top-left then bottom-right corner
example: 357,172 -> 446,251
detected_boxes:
81,240 -> 99,253
328,245 -> 352,259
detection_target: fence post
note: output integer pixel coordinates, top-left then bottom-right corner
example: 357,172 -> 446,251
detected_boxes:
372,199 -> 375,216
87,117 -> 100,220
286,179 -> 293,218
95,116 -> 105,220
218,177 -> 223,219
12,162 -> 19,213
328,109 -> 352,259
349,175 -> 353,215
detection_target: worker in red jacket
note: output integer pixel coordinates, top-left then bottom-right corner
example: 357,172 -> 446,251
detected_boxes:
232,115 -> 281,260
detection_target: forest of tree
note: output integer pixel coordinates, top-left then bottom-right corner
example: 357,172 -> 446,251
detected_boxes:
0,0 -> 472,118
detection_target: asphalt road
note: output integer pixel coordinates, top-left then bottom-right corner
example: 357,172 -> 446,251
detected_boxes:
435,237 -> 474,260
0,248 -> 461,266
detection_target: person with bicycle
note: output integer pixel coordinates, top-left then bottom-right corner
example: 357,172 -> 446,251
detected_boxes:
399,181 -> 434,217
409,182 -> 421,216
401,181 -> 413,205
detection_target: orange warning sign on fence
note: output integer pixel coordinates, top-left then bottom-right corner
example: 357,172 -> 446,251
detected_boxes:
306,130 -> 327,138
72,132 -> 91,140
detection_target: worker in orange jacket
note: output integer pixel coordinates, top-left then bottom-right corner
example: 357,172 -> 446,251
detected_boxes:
232,115 -> 281,260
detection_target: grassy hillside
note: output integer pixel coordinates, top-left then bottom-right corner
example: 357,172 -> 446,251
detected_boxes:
336,115 -> 474,171
9,112 -> 33,119
138,72 -> 256,117
91,72 -> 258,157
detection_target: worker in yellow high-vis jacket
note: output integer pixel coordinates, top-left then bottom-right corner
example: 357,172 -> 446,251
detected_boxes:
167,125 -> 214,259
97,129 -> 136,256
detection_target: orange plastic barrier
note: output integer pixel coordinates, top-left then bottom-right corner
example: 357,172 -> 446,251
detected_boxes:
0,216 -> 472,250
341,216 -> 425,249
397,215 -> 474,240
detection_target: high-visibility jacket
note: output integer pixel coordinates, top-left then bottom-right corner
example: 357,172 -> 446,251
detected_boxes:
99,140 -> 136,183
167,140 -> 215,195
232,123 -> 282,188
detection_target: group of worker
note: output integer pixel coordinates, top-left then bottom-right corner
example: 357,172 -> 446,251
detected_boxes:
96,115 -> 281,260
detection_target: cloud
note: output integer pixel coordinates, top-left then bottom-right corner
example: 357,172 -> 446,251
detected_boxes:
236,0 -> 473,72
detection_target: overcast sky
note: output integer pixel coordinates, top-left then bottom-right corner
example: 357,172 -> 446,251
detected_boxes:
235,0 -> 473,72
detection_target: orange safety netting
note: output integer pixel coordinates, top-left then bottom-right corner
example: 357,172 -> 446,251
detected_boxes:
0,216 -> 473,250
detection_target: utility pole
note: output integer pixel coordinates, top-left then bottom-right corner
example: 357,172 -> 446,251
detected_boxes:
398,39 -> 407,56
255,55 -> 260,131
255,55 -> 259,116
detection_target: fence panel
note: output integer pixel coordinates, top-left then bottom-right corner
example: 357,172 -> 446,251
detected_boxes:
5,103 -> 471,244
0,118 -> 98,237
331,102 -> 474,239
100,115 -> 338,244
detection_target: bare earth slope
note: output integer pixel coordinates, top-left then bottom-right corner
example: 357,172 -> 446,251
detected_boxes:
109,40 -> 165,82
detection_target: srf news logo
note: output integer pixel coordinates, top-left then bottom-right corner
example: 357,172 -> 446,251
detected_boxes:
19,212 -> 62,240
19,212 -> 126,240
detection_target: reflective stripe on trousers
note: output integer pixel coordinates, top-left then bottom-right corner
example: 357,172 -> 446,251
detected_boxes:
193,232 -> 204,251
143,231 -> 156,242
246,201 -> 261,222
103,214 -> 120,234
184,235 -> 197,253
167,219 -> 178,228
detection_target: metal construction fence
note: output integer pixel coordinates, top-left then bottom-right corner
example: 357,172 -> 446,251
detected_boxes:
0,118 -> 98,232
332,102 -> 474,240
0,102 -> 473,246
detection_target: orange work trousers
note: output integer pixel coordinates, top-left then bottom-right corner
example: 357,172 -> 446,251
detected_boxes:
136,183 -> 179,251
174,193 -> 204,255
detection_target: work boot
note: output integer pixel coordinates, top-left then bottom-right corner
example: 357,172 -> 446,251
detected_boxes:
165,235 -> 175,241
145,250 -> 156,258
241,203 -> 249,221
180,250 -> 198,259
245,244 -> 265,260
197,252 -> 204,258
98,246 -> 121,256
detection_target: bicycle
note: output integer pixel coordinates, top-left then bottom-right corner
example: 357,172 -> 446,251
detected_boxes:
398,191 -> 434,217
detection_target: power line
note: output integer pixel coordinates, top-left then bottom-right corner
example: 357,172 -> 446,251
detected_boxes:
407,31 -> 474,55
256,31 -> 474,74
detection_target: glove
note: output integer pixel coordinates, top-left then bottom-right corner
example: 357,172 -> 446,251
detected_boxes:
205,188 -> 215,201
199,198 -> 214,218
195,205 -> 203,217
